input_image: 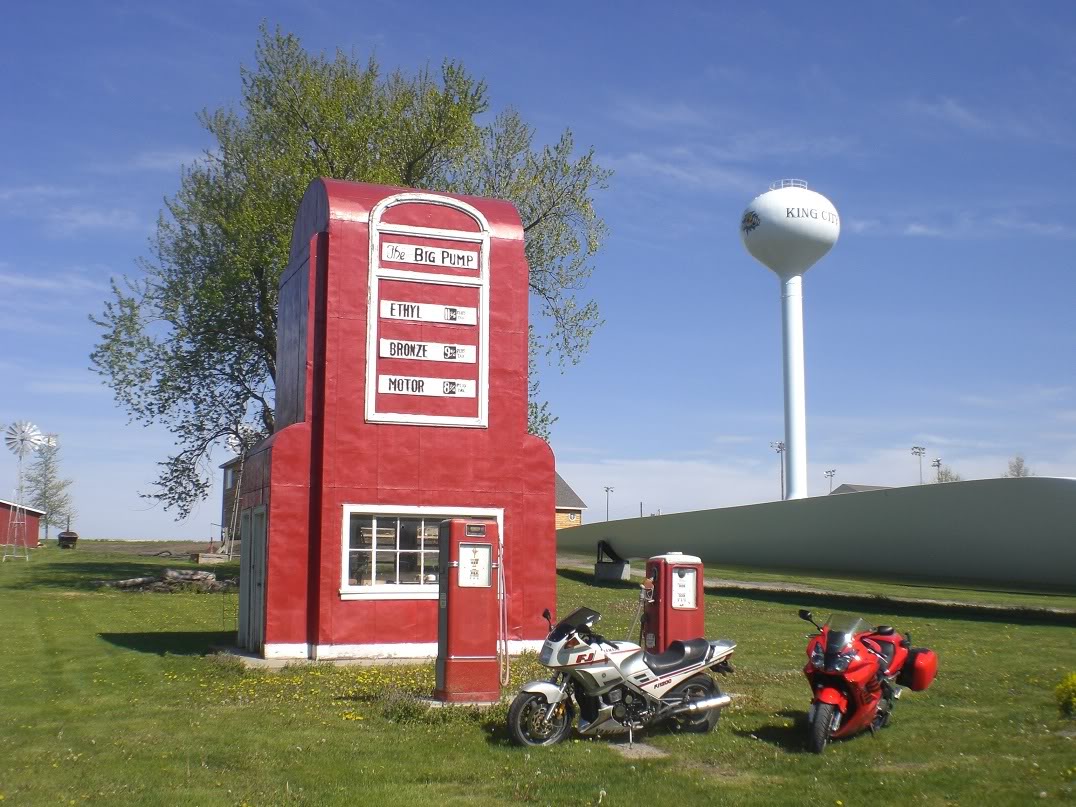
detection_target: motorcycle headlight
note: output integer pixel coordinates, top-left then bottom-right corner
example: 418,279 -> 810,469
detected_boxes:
829,651 -> 854,672
809,645 -> 825,670
539,643 -> 553,665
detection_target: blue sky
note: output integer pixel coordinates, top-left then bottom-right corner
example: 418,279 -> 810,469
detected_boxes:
2,2 -> 1075,537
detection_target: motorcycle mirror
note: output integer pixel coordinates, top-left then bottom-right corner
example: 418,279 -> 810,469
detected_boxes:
798,609 -> 813,622
542,608 -> 553,630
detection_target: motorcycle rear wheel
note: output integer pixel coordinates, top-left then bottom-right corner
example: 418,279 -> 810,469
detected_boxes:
508,692 -> 574,747
668,674 -> 722,734
808,702 -> 836,753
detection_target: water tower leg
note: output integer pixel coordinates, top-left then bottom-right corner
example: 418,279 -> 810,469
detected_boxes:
780,274 -> 808,499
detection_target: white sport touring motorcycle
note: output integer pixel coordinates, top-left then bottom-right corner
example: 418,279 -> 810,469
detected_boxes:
508,606 -> 736,746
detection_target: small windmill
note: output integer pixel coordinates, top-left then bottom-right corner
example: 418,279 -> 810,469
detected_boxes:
3,421 -> 51,561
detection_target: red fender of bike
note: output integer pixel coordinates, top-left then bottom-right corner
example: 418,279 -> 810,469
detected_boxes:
815,687 -> 848,713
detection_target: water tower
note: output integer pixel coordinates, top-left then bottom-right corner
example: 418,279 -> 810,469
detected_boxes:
741,179 -> 839,500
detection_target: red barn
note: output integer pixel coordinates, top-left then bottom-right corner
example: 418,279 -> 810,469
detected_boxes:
234,180 -> 557,660
0,499 -> 44,547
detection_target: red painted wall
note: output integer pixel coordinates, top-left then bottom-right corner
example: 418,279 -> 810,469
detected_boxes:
241,180 -> 557,656
0,502 -> 42,547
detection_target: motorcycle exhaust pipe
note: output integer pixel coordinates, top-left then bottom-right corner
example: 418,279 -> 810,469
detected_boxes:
669,693 -> 732,717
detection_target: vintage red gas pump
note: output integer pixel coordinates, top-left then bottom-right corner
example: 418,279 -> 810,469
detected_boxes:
434,518 -> 501,703
642,552 -> 705,653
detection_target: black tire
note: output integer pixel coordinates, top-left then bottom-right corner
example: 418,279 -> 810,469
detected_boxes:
507,692 -> 574,747
808,703 -> 836,753
668,674 -> 722,734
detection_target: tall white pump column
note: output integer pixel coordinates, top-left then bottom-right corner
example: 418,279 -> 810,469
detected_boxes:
741,180 -> 839,501
780,274 -> 808,499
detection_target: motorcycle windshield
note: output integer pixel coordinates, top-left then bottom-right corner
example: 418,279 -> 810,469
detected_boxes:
825,613 -> 872,652
548,607 -> 601,641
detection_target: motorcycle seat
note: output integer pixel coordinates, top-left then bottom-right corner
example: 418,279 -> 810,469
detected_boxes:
868,637 -> 897,671
643,638 -> 710,675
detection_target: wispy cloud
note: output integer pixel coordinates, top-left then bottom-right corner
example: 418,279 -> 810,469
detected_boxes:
610,98 -> 713,130
607,149 -> 760,194
47,207 -> 141,235
846,218 -> 880,234
91,148 -> 204,173
0,313 -> 64,335
0,269 -> 109,293
901,96 -> 1063,143
24,379 -> 108,395
864,210 -> 1076,240
0,185 -> 80,204
956,385 -> 1071,409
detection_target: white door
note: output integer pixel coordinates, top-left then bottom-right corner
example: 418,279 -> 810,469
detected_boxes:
237,509 -> 253,649
249,505 -> 268,653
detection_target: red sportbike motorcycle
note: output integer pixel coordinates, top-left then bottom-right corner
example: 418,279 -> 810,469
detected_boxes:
798,609 -> 937,753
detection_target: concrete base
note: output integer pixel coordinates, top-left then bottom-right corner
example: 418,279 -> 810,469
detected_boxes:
419,697 -> 501,709
595,560 -> 631,582
210,645 -> 432,669
192,553 -> 236,565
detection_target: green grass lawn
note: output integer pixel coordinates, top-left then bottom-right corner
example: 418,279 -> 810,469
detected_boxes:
1,547 -> 1073,806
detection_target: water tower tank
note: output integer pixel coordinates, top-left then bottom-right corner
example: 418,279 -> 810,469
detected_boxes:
740,180 -> 840,500
740,180 -> 840,277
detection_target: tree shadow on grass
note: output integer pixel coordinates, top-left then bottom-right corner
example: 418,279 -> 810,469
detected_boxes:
710,587 -> 1076,627
99,630 -> 235,656
558,566 -> 1075,626
732,709 -> 809,753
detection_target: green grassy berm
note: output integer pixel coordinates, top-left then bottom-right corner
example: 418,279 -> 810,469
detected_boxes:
0,545 -> 1073,805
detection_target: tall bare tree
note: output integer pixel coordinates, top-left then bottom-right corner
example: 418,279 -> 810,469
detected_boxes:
25,440 -> 76,541
1004,456 -> 1034,478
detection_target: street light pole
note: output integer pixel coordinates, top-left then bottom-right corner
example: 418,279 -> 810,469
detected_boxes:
824,468 -> 836,493
931,457 -> 942,483
604,486 -> 614,521
911,446 -> 926,484
770,441 -> 786,500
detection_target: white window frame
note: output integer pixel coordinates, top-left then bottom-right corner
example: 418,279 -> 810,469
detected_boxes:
339,504 -> 502,600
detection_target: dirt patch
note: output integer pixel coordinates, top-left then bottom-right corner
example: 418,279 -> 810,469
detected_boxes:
682,761 -> 768,784
874,761 -> 937,773
607,741 -> 669,760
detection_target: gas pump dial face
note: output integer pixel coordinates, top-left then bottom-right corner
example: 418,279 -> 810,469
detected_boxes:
458,542 -> 492,588
671,568 -> 697,609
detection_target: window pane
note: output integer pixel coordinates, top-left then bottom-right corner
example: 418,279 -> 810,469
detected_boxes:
399,518 -> 422,551
421,551 -> 439,584
375,553 -> 396,584
350,515 -> 373,549
348,551 -> 372,586
398,551 -> 423,584
422,522 -> 440,551
376,517 -> 399,551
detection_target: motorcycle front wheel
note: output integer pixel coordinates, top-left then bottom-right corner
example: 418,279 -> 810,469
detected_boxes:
808,702 -> 837,753
668,674 -> 722,734
507,692 -> 574,747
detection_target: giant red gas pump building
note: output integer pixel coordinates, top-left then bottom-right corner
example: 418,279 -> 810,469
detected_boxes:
234,180 -> 557,660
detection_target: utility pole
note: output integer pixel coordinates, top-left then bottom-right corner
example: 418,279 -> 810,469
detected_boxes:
824,468 -> 836,493
911,446 -> 926,484
770,441 -> 786,500
604,486 -> 614,521
932,457 -> 942,483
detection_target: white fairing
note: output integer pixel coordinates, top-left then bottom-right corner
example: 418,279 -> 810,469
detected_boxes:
740,186 -> 840,278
